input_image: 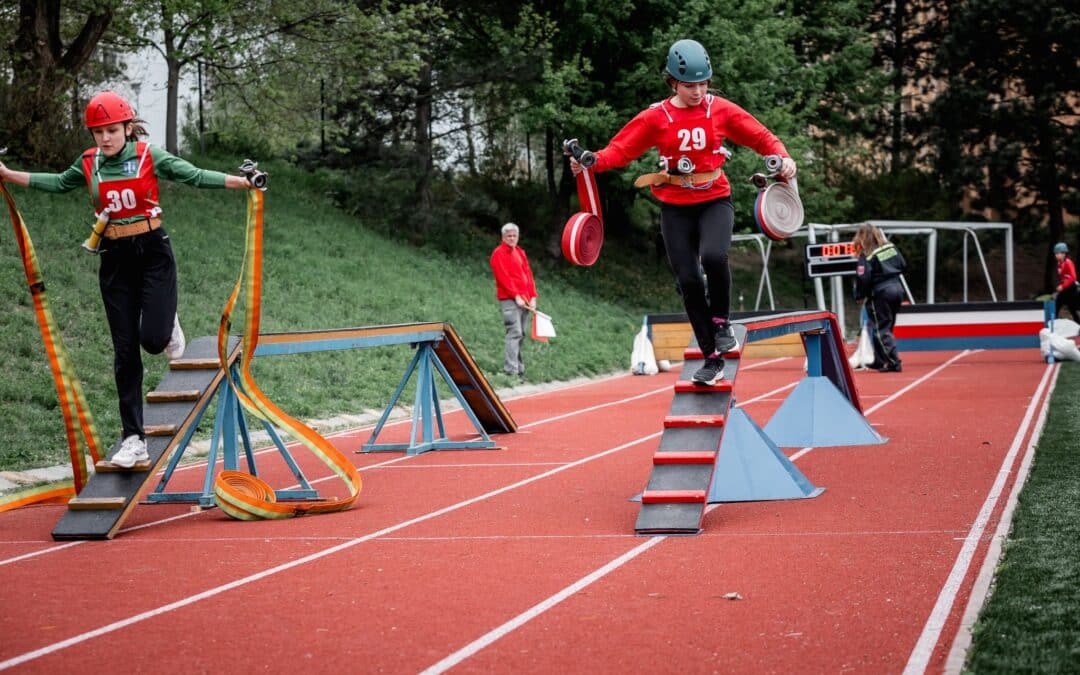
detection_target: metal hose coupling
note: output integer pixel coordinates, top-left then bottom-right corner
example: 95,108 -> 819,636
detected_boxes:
239,159 -> 268,190
562,138 -> 597,168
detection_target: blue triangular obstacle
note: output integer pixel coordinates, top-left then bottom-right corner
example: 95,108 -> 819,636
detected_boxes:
763,376 -> 887,448
707,406 -> 824,502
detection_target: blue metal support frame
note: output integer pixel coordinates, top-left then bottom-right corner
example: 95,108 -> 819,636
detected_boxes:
362,341 -> 496,455
148,363 -> 320,507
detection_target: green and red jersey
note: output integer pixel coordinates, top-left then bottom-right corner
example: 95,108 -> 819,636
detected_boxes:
27,141 -> 229,224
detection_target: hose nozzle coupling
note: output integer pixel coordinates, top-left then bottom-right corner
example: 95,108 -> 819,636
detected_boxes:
239,159 -> 268,190
562,139 -> 597,169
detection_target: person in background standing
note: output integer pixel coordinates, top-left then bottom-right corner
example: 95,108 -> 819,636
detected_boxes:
853,223 -> 906,373
1053,242 -> 1080,323
489,222 -> 537,378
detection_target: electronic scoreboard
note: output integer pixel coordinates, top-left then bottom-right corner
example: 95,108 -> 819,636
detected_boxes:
804,241 -> 860,277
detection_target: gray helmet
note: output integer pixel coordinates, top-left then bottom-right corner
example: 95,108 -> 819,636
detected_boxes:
1054,242 -> 1068,254
664,39 -> 712,83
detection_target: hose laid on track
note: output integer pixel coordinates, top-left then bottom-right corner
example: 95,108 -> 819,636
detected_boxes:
212,189 -> 362,519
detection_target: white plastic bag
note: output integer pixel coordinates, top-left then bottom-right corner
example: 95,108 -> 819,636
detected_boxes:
1039,328 -> 1080,362
1050,318 -> 1079,338
849,323 -> 875,370
630,324 -> 659,375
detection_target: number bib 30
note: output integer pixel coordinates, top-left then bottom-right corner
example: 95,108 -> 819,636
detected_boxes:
81,142 -> 161,220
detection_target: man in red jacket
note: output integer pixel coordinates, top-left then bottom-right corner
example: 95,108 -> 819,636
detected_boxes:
490,223 -> 538,377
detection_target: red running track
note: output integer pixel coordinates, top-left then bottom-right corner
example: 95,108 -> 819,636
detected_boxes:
0,348 -> 1058,673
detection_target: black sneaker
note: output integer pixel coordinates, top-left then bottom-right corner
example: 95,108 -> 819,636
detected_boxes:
876,362 -> 902,373
713,323 -> 738,354
692,356 -> 725,385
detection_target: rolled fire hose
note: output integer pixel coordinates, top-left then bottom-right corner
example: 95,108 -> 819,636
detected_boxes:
561,139 -> 604,266
752,155 -> 804,241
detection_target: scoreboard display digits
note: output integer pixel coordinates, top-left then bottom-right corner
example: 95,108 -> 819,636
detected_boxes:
804,241 -> 860,278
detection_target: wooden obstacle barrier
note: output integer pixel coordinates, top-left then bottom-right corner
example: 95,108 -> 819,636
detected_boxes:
52,323 -> 514,538
635,310 -> 878,536
645,312 -> 806,363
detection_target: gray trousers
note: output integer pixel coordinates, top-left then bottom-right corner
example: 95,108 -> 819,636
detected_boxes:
499,299 -> 530,375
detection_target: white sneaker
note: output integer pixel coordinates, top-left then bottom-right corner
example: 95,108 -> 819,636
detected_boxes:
165,313 -> 185,360
111,435 -> 148,468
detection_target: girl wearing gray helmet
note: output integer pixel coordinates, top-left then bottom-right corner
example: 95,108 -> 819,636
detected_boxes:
570,39 -> 797,385
1053,242 -> 1079,322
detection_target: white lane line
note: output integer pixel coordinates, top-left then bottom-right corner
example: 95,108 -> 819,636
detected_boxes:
86,528 -> 973,545
421,536 -> 667,675
0,431 -> 663,671
903,361 -> 1056,675
0,541 -> 85,567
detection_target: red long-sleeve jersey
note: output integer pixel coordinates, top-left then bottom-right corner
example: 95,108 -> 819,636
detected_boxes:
1057,257 -> 1077,292
591,94 -> 788,205
490,243 -> 537,301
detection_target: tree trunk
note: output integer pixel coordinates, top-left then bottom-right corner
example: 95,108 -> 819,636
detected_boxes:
890,0 -> 906,175
413,60 -> 434,231
161,20 -> 181,154
463,103 -> 477,175
6,2 -> 112,165
1036,118 -> 1066,294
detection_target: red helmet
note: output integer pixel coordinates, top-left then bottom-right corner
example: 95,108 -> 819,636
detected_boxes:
84,91 -> 134,128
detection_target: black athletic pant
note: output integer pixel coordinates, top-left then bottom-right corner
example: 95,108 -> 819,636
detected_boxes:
867,280 -> 904,369
98,228 -> 178,440
1057,284 -> 1080,323
660,197 -> 734,357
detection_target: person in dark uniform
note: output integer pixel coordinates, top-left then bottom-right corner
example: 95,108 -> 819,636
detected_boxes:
853,223 -> 906,373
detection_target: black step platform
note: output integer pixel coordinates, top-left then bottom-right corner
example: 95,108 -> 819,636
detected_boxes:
635,325 -> 747,535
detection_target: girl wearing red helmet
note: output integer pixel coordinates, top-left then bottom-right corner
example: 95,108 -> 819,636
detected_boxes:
0,91 -> 255,468
570,39 -> 797,385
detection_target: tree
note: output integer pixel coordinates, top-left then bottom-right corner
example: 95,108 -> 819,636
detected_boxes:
2,1 -> 114,165
928,0 -> 1080,291
109,0 -> 343,154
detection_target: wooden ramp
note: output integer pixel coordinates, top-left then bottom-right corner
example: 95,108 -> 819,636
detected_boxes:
254,322 -> 516,434
52,336 -> 240,541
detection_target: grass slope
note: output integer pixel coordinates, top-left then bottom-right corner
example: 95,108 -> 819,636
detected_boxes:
1,160 -> 648,470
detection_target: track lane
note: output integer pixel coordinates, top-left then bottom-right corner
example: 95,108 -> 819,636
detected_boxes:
0,351 -> 1051,673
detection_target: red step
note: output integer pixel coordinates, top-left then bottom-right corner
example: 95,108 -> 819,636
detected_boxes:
684,347 -> 741,361
641,490 -> 708,504
674,380 -> 733,393
652,451 -> 716,465
663,414 -> 725,428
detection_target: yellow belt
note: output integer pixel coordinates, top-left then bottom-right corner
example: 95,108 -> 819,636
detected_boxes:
633,168 -> 723,189
104,217 -> 162,239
